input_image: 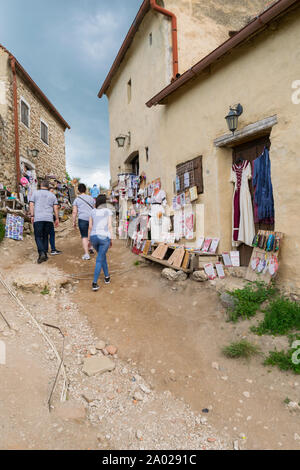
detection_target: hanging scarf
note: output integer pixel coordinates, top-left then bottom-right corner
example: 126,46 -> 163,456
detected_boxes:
253,147 -> 275,222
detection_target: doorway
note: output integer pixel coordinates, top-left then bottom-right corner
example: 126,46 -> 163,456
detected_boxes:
232,135 -> 274,266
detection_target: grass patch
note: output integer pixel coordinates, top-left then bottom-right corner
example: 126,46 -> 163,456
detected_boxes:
222,340 -> 261,359
133,261 -> 140,266
41,286 -> 50,295
264,347 -> 300,375
0,214 -> 5,243
227,281 -> 277,322
252,297 -> 300,336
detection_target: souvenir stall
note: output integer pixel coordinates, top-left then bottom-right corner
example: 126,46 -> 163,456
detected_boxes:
46,176 -> 73,221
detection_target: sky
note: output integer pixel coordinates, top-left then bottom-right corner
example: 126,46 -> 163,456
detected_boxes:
0,0 -> 142,188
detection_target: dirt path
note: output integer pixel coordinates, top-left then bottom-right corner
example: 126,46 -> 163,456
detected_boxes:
51,229 -> 300,450
0,224 -> 299,450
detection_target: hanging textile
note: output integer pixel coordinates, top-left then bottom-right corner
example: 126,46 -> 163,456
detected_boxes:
231,160 -> 255,247
184,204 -> 194,240
5,214 -> 24,241
252,147 -> 275,224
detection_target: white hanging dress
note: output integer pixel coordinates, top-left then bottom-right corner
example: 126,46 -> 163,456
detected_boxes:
231,160 -> 255,247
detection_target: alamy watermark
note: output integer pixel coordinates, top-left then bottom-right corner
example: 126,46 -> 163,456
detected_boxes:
0,340 -> 6,365
292,340 -> 300,365
291,80 -> 300,104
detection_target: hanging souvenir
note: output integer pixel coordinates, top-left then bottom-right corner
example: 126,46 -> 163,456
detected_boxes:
189,186 -> 198,202
204,263 -> 217,280
184,204 -> 194,240
209,238 -> 220,254
184,172 -> 190,189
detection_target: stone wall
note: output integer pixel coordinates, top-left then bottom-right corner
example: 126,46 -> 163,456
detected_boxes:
0,49 -> 67,190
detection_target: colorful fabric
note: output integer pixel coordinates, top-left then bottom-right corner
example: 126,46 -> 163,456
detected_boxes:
5,214 -> 24,241
253,148 -> 275,223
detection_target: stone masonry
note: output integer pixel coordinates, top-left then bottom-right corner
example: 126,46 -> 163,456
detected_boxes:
0,46 -> 69,191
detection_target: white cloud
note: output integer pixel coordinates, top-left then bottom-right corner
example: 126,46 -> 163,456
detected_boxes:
71,10 -> 120,62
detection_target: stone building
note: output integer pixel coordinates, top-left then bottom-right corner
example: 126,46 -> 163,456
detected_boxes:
0,43 -> 70,192
99,0 -> 300,291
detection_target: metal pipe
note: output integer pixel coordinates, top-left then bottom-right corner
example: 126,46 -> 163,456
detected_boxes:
146,0 -> 298,107
150,0 -> 179,80
10,57 -> 21,195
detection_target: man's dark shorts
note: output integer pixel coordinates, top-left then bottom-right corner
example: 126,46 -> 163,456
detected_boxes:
78,219 -> 89,239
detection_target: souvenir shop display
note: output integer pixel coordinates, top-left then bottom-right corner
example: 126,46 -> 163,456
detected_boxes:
184,204 -> 194,240
204,263 -> 217,280
222,252 -> 232,267
189,186 -> 198,202
231,159 -> 255,247
202,238 -> 212,253
5,214 -> 24,241
246,230 -> 284,283
253,148 -> 275,225
216,262 -> 226,279
230,251 -> 240,267
209,238 -> 220,254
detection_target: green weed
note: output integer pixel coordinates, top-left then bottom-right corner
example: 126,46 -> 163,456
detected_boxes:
222,340 -> 261,359
227,281 -> 277,322
252,297 -> 300,336
41,286 -> 50,295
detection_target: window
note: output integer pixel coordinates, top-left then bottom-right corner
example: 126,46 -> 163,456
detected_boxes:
40,120 -> 49,145
20,98 -> 30,128
149,33 -> 153,46
176,156 -> 203,195
127,79 -> 132,103
145,147 -> 149,162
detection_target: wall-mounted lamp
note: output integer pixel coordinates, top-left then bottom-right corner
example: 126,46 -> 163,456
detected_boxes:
27,148 -> 40,158
225,104 -> 243,134
115,132 -> 131,148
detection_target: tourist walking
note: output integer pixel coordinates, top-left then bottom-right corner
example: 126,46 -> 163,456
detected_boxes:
90,184 -> 100,200
29,180 -> 59,264
73,183 -> 95,260
48,187 -> 62,255
88,194 -> 113,292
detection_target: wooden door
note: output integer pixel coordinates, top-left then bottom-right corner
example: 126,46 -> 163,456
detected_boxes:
232,135 -> 274,266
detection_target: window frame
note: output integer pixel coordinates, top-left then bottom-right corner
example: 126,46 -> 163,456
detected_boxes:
20,97 -> 30,129
40,118 -> 49,146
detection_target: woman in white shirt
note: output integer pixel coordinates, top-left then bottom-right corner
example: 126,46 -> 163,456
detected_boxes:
88,194 -> 113,292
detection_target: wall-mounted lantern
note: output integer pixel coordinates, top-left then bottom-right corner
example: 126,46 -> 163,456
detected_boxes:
225,104 -> 243,134
27,148 -> 40,158
115,132 -> 131,148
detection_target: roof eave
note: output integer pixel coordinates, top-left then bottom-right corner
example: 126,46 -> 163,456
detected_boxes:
146,0 -> 299,108
98,0 -> 150,98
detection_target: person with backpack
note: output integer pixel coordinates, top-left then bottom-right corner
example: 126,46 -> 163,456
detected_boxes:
72,183 -> 95,260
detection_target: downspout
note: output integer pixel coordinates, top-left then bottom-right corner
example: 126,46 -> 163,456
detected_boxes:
10,57 -> 21,196
150,0 -> 179,80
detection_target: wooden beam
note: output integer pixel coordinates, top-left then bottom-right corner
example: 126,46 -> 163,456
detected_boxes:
214,115 -> 278,148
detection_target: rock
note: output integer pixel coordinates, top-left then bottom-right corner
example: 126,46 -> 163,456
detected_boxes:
140,384 -> 151,394
212,362 -> 219,370
233,440 -> 240,450
133,392 -> 144,402
54,401 -> 86,423
243,392 -> 250,398
106,345 -> 118,355
136,430 -> 143,440
294,433 -> 300,441
227,267 -> 247,279
82,356 -> 116,377
192,271 -> 208,282
200,417 -> 208,425
207,438 -> 216,443
220,293 -> 237,310
89,347 -> 97,356
96,341 -> 106,351
287,402 -> 300,412
161,268 -> 187,282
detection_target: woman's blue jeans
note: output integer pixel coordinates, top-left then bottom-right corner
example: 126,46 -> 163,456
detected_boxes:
90,236 -> 110,283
